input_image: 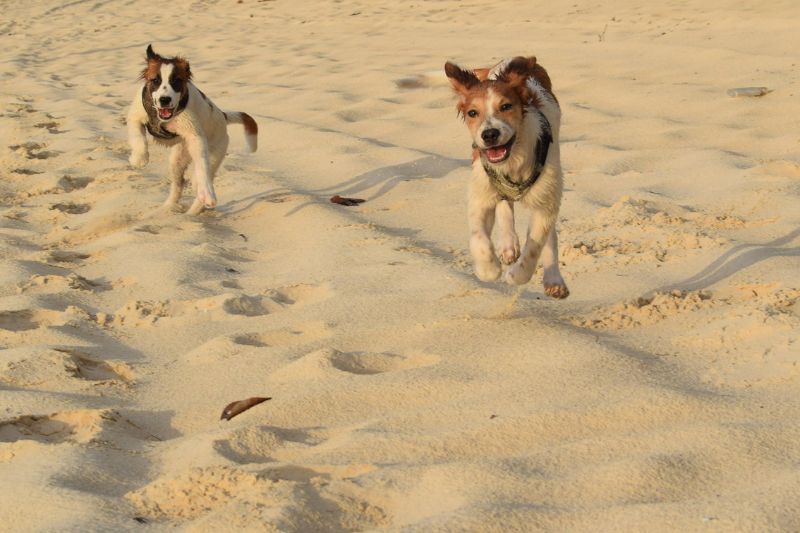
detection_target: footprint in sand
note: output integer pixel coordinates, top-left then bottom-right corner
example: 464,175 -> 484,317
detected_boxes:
222,294 -> 279,317
126,466 -> 273,521
0,409 -> 153,446
184,323 -> 331,365
213,426 -> 321,464
329,350 -> 439,375
0,346 -> 133,389
18,273 -> 107,293
57,175 -> 93,192
50,202 -> 91,215
270,347 -> 439,382
43,250 -> 91,265
0,309 -> 63,332
55,348 -> 134,383
231,322 -> 331,348
11,168 -> 43,176
134,224 -> 160,235
33,120 -> 63,134
9,142 -> 60,160
126,464 -> 388,529
108,286 -> 327,328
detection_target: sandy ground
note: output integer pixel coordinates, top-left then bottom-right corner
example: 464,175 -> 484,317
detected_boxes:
2,0 -> 800,531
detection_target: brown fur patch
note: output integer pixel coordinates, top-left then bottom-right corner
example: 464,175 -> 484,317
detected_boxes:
241,113 -> 258,136
494,56 -> 557,105
446,56 -> 558,115
140,46 -> 193,83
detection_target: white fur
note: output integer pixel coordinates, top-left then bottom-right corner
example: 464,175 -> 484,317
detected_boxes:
474,88 -> 516,150
127,76 -> 257,215
152,64 -> 181,110
464,60 -> 569,298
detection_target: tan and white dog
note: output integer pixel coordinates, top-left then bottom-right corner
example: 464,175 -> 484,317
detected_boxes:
127,45 -> 258,215
445,56 -> 569,298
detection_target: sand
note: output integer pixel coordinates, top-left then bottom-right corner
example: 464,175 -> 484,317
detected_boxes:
1,0 -> 800,531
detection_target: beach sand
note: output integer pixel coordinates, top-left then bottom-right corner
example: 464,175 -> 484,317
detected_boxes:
1,0 -> 799,530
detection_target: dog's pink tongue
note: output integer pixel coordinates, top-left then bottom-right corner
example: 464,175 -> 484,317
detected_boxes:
486,146 -> 507,162
158,108 -> 172,119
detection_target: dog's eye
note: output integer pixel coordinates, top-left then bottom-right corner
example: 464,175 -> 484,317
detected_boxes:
500,103 -> 513,112
152,76 -> 161,86
467,109 -> 479,118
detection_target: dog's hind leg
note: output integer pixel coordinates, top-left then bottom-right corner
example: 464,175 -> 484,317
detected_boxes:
495,200 -> 520,265
540,226 -> 569,299
164,144 -> 190,210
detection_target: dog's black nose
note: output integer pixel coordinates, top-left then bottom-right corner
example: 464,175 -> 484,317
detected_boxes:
481,128 -> 500,144
158,96 -> 172,107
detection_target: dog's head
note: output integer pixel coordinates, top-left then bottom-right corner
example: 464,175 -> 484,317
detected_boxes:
140,44 -> 192,121
445,56 -> 538,164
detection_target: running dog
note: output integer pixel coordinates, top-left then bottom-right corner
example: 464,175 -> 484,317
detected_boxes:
127,45 -> 258,215
445,56 -> 568,298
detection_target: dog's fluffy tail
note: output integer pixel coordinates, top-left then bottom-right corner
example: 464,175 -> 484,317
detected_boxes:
225,111 -> 258,152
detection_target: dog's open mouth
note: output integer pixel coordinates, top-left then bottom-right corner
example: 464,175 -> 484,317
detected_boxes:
484,136 -> 515,164
157,106 -> 175,120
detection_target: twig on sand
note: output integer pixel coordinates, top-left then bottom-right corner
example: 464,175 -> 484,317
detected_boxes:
330,195 -> 366,206
220,397 -> 272,421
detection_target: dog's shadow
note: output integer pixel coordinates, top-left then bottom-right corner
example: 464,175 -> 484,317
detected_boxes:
656,226 -> 800,292
282,154 -> 467,217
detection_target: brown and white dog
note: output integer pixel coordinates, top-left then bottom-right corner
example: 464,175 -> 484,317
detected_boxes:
445,56 -> 569,298
127,45 -> 258,215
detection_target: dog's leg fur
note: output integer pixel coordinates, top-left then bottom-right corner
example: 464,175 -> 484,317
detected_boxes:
208,135 -> 229,181
185,135 -> 216,215
127,102 -> 149,168
503,208 -> 554,286
164,143 -> 190,210
541,226 -> 569,298
469,194 -> 502,282
495,200 -> 520,265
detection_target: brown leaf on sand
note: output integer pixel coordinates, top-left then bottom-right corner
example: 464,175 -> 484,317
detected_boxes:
330,195 -> 366,206
220,397 -> 271,421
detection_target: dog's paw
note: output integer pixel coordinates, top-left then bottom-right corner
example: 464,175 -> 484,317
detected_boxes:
128,151 -> 149,168
544,282 -> 570,299
197,187 -> 217,209
162,201 -> 185,213
474,259 -> 502,282
497,236 -> 520,265
503,263 -> 535,286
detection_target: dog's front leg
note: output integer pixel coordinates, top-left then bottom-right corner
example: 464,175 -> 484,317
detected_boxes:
503,208 -> 555,286
127,113 -> 149,168
185,136 -> 217,215
495,200 -> 520,265
469,197 -> 502,282
540,225 -> 569,299
164,144 -> 190,210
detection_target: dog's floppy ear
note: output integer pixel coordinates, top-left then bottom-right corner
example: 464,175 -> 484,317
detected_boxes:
445,62 -> 480,94
146,44 -> 161,62
495,56 -> 539,105
141,45 -> 162,80
173,56 -> 193,82
445,62 -> 480,117
495,56 -> 537,86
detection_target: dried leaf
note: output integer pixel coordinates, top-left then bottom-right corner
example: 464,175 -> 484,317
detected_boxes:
220,396 -> 271,421
330,195 -> 366,206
